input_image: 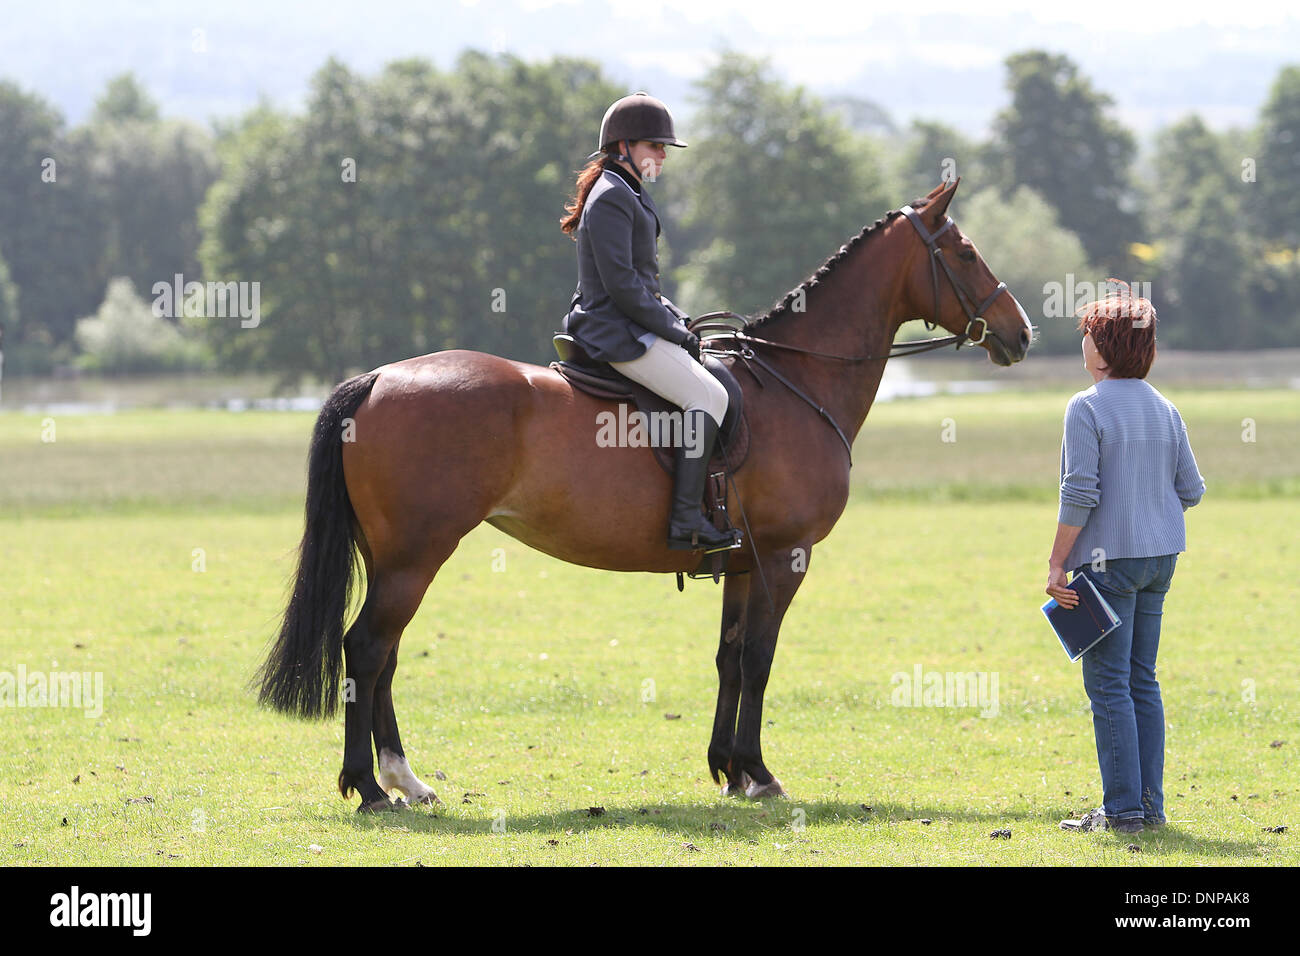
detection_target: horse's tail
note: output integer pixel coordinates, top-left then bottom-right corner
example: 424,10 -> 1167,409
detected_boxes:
256,371 -> 379,719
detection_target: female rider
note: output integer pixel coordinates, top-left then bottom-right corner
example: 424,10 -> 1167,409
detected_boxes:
560,92 -> 739,554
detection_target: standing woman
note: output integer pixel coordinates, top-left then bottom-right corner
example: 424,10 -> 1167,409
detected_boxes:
560,92 -> 739,553
1045,285 -> 1205,834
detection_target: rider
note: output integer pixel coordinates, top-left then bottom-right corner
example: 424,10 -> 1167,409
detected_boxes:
560,92 -> 740,554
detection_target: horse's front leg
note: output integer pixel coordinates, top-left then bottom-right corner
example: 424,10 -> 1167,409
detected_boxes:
708,573 -> 750,796
730,547 -> 809,798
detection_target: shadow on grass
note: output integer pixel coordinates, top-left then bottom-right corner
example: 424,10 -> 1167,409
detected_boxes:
1130,826 -> 1272,859
338,797 -> 1267,859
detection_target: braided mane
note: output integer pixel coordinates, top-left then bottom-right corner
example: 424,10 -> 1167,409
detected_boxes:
745,196 -> 933,330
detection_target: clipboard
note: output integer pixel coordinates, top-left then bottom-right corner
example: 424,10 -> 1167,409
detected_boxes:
1041,572 -> 1122,662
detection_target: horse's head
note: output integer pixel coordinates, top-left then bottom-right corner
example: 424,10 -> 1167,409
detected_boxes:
897,179 -> 1033,366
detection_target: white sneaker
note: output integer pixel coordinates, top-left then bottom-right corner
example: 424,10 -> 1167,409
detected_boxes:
1060,807 -> 1144,833
1060,808 -> 1108,832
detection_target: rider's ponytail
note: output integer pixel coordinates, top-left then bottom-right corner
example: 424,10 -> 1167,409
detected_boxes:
560,154 -> 610,237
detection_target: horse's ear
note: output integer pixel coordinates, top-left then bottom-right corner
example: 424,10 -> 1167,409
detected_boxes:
925,182 -> 946,200
927,176 -> 960,221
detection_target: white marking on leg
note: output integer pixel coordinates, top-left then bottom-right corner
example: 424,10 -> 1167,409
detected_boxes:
378,749 -> 439,804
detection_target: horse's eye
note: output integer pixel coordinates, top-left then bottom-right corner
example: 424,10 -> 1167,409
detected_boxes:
959,248 -> 977,262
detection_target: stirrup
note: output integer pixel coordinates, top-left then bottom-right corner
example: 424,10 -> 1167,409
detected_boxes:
700,531 -> 744,555
667,525 -> 742,553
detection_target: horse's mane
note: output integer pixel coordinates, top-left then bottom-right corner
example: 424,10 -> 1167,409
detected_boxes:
744,194 -> 935,331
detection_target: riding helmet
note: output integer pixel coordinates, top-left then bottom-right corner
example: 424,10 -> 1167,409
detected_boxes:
588,92 -> 687,160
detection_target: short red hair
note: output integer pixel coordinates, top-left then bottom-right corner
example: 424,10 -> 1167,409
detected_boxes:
1075,280 -> 1157,379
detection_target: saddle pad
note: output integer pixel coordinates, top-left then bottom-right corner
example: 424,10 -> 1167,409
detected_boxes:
550,360 -> 751,476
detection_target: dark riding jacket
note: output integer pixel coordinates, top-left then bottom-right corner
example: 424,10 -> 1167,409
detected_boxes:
563,163 -> 690,362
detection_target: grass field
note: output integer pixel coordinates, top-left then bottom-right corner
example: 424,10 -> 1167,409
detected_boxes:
1,386 -> 1296,866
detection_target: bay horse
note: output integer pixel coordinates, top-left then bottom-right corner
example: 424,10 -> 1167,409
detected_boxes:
257,178 -> 1033,811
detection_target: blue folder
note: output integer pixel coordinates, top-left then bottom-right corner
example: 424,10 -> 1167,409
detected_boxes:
1041,572 -> 1121,662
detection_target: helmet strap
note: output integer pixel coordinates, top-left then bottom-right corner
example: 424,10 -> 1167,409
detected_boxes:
617,139 -> 638,176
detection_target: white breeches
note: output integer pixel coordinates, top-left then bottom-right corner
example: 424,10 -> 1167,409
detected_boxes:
609,335 -> 728,428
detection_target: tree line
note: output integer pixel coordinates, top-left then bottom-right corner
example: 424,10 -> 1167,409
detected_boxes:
1,49 -> 1297,385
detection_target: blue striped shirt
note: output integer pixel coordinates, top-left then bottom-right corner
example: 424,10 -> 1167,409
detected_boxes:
1058,378 -> 1205,570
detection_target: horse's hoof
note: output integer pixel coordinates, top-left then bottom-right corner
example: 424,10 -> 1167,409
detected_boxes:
721,771 -> 753,797
407,791 -> 439,806
745,777 -> 787,800
357,797 -> 396,814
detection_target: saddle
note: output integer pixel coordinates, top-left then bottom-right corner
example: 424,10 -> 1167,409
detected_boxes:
550,333 -> 752,583
550,334 -> 749,475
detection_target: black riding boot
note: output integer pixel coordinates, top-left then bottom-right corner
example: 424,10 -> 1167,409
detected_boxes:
667,409 -> 741,552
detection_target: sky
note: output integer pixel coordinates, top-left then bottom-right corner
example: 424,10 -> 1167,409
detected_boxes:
564,0 -> 1299,31
3,0 -> 1297,137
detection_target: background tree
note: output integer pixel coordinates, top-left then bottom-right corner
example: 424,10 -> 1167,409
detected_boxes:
75,74 -> 218,310
198,53 -> 622,385
198,96 -> 337,383
0,251 -> 19,373
823,94 -> 897,136
8,46 -> 1299,384
0,81 -> 103,371
1252,65 -> 1300,246
1142,115 -> 1259,348
74,277 -> 201,375
1156,181 -> 1253,348
986,51 -> 1138,274
893,119 -> 979,205
446,52 -> 624,358
669,52 -> 892,317
93,73 -> 160,124
0,76 -> 215,374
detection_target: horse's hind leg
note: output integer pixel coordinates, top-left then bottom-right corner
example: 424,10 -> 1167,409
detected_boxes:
373,645 -> 440,806
339,566 -> 437,812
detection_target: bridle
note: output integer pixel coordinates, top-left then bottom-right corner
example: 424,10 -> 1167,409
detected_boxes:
898,203 -> 1007,351
693,203 -> 1012,466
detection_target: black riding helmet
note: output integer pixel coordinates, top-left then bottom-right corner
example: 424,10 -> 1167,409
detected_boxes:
586,92 -> 688,164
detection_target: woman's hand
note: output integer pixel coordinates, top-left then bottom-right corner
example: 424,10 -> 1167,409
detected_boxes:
1046,566 -> 1079,608
1046,522 -> 1084,607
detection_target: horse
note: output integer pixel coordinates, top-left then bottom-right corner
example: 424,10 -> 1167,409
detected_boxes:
256,178 -> 1034,811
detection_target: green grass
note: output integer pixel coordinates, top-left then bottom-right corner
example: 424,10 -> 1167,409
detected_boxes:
852,387 -> 1300,501
2,388 -> 1295,516
0,388 -> 1296,865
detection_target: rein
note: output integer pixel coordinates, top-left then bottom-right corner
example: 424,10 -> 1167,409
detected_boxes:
692,202 -> 1011,467
716,342 -> 856,466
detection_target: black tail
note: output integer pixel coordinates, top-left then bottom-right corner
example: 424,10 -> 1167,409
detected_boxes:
256,371 -> 379,719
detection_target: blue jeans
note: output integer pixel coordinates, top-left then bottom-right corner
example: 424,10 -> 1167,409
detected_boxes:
1074,554 -> 1178,825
